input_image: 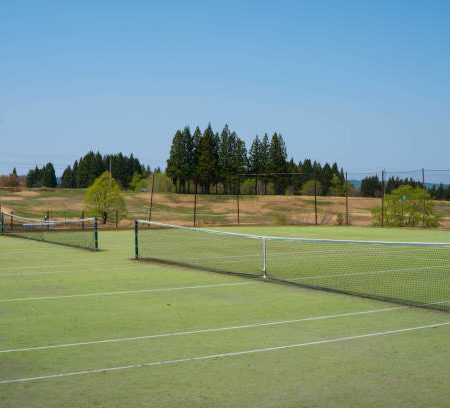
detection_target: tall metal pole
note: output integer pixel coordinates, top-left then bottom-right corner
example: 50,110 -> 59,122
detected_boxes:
148,172 -> 155,224
422,168 -> 426,228
345,172 -> 349,226
193,179 -> 198,227
381,170 -> 385,227
109,157 -> 112,189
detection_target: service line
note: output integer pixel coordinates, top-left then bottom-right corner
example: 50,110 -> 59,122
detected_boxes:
0,305 -> 406,353
1,322 -> 448,384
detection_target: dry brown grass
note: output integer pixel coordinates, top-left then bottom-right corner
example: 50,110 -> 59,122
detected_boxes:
1,189 -> 449,229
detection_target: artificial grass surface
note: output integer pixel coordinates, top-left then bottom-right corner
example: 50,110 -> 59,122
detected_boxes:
0,227 -> 449,407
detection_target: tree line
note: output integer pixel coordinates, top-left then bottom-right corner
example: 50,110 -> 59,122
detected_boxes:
360,175 -> 450,201
21,152 -> 147,189
167,124 -> 347,195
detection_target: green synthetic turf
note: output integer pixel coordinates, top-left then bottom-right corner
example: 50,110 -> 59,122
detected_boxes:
0,227 -> 449,408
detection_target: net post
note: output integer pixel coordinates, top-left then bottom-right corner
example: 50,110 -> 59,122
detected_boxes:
134,219 -> 139,259
1,212 -> 4,234
10,210 -> 14,232
422,168 -> 426,228
81,211 -> 85,229
115,209 -> 119,229
94,217 -> 98,250
262,238 -> 267,278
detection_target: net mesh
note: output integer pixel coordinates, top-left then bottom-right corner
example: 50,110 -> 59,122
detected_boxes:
1,212 -> 98,250
136,220 -> 450,312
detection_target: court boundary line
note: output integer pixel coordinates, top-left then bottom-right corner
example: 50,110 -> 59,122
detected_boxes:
0,305 -> 406,353
1,321 -> 448,384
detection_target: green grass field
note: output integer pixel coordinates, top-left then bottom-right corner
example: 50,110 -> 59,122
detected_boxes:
1,226 -> 449,407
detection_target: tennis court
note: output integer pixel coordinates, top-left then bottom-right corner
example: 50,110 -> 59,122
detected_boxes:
1,226 -> 449,407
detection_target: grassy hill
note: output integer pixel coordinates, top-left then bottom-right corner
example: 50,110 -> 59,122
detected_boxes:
1,188 -> 450,229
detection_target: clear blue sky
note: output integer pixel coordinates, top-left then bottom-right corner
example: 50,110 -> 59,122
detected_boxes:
1,1 -> 449,176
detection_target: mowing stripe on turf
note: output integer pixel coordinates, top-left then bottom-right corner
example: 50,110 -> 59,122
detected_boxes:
0,266 -> 140,278
0,263 -> 113,271
0,281 -> 257,303
0,305 -> 407,353
1,322 -> 448,384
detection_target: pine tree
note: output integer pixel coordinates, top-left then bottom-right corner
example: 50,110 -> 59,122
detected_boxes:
41,163 -> 57,188
321,163 -> 333,196
61,166 -> 76,188
219,125 -> 232,193
268,133 -> 288,194
166,130 -> 184,193
196,124 -> 219,193
360,176 -> 382,197
182,126 -> 195,193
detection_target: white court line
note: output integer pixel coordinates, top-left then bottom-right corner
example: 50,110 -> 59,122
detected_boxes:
0,305 -> 405,353
0,281 -> 256,303
1,322 -> 448,385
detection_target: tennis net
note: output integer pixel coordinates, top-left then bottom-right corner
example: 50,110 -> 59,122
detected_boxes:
1,212 -> 98,250
135,220 -> 450,312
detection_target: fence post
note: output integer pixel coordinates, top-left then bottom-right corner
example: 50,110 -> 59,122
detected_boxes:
237,175 -> 240,225
94,217 -> 98,250
262,238 -> 267,278
11,210 -> 14,231
148,172 -> 155,225
115,209 -> 119,229
134,219 -> 138,258
314,176 -> 318,225
381,170 -> 385,227
345,172 -> 349,226
193,179 -> 198,227
81,210 -> 85,230
422,168 -> 426,228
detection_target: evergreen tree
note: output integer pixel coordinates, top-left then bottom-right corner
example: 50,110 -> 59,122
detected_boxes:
196,124 -> 219,193
268,133 -> 288,194
26,166 -> 41,187
61,166 -> 76,188
360,175 -> 382,197
219,125 -> 232,193
73,160 -> 79,187
321,163 -> 334,196
41,163 -> 57,187
166,130 -> 184,193
248,136 -> 262,174
182,126 -> 195,193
